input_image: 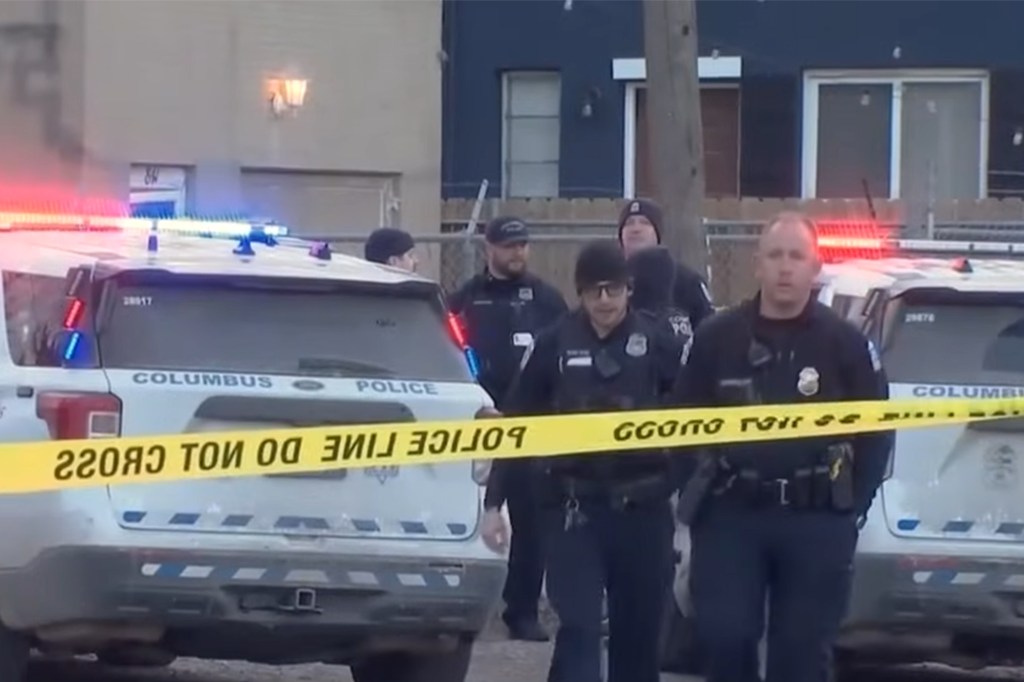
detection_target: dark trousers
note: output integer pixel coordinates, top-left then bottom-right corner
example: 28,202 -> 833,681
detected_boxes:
544,498 -> 674,682
689,502 -> 859,682
501,461 -> 546,623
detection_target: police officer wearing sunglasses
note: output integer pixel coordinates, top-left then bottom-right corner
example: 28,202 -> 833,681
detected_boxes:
481,239 -> 684,682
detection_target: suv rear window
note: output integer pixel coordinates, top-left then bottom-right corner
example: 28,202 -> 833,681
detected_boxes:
883,292 -> 1024,385
97,278 -> 473,382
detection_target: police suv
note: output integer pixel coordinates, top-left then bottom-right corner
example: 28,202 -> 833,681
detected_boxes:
0,212 -> 503,682
816,235 -> 1024,675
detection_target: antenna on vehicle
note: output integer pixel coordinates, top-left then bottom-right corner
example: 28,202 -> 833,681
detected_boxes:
861,178 -> 877,222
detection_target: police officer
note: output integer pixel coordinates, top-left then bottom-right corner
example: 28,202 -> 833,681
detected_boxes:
481,240 -> 682,682
626,244 -> 705,676
448,215 -> 567,642
618,198 -> 715,335
364,227 -> 419,272
626,244 -> 696,341
672,212 -> 894,682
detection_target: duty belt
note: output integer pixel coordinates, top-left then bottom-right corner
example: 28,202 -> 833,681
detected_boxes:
554,473 -> 672,510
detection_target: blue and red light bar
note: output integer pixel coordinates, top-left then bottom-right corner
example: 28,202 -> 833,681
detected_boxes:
446,312 -> 481,379
0,211 -> 288,239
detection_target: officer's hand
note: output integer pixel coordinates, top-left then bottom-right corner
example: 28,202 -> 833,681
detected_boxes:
476,406 -> 503,419
481,508 -> 510,553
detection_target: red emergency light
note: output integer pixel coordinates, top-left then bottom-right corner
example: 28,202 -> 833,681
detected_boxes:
816,220 -> 892,262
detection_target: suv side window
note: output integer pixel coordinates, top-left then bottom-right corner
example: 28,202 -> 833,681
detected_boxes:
2,272 -> 67,367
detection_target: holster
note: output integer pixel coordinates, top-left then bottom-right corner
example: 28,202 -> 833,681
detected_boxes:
675,451 -> 719,525
825,442 -> 856,512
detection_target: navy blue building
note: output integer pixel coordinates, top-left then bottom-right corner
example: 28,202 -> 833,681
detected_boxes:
441,0 -> 1024,202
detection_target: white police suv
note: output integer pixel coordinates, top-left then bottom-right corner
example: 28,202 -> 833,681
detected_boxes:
0,211 -> 503,681
816,233 -> 1024,675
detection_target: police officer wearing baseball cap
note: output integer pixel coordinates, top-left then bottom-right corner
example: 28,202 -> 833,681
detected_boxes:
618,198 -> 715,339
363,227 -> 419,272
448,215 -> 567,642
481,240 -> 683,682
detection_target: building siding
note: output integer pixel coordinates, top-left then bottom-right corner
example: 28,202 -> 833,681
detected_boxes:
1,0 -> 443,235
442,0 -> 1024,200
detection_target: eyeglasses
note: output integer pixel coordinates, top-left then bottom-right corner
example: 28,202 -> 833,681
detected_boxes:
581,282 -> 628,299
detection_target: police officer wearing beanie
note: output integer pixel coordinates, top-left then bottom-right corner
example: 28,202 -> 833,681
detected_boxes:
618,199 -> 715,340
481,240 -> 682,682
364,227 -> 419,272
448,215 -> 567,642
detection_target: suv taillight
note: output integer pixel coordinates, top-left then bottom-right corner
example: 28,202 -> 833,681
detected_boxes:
36,392 -> 122,440
471,406 -> 495,485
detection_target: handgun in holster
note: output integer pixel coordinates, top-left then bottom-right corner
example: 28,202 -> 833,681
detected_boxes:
824,442 -> 855,512
676,450 -> 718,525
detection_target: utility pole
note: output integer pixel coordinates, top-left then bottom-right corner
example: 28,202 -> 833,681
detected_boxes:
642,0 -> 708,277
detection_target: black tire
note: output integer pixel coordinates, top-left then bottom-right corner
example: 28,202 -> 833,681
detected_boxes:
97,647 -> 176,668
351,639 -> 473,682
658,598 -> 703,675
0,627 -> 29,682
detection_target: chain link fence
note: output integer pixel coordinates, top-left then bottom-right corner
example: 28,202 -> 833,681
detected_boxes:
308,220 -> 1024,308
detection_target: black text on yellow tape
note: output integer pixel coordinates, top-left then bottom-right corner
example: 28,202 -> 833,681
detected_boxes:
2,397 -> 1022,494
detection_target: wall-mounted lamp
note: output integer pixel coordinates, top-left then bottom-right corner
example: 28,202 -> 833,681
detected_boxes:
266,77 -> 309,117
580,86 -> 603,119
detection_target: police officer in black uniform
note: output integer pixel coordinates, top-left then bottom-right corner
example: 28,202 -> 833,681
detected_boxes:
627,244 -> 705,676
672,212 -> 894,682
618,198 -> 715,337
448,215 -> 567,642
626,244 -> 696,342
481,240 -> 682,682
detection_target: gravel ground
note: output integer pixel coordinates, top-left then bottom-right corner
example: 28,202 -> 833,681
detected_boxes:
23,625 -> 1024,682
19,601 -> 1024,682
23,650 -> 1024,682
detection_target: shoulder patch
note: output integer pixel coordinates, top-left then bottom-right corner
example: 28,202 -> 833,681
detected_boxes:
866,339 -> 882,372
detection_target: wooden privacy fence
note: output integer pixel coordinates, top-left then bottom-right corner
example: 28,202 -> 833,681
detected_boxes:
322,229 -> 764,307
320,219 -> 1024,308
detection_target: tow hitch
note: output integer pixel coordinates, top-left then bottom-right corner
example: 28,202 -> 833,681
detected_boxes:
239,587 -> 323,615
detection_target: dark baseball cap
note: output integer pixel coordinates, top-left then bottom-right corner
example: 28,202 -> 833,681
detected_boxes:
483,216 -> 529,245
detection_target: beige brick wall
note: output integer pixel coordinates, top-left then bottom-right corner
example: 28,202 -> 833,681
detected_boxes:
1,0 -> 442,234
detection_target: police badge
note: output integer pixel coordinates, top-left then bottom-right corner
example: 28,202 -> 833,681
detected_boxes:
797,367 -> 820,396
625,333 -> 648,357
518,287 -> 534,301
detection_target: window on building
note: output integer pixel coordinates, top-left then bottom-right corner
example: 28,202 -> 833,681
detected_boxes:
502,71 -> 561,198
632,85 -> 740,198
130,164 -> 189,217
802,72 -> 988,201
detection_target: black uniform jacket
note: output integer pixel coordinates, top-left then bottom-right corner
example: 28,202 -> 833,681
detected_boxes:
672,295 -> 894,516
447,271 -> 568,405
484,308 -> 683,509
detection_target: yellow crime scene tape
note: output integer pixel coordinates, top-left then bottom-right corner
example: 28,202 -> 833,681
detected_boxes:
0,397 -> 1021,495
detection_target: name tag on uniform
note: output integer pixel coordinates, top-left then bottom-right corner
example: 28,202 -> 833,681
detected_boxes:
512,332 -> 534,347
565,355 -> 593,367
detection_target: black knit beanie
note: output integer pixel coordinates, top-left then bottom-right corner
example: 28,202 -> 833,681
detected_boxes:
364,228 -> 415,264
575,240 -> 629,292
627,245 -> 676,311
617,198 -> 663,243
